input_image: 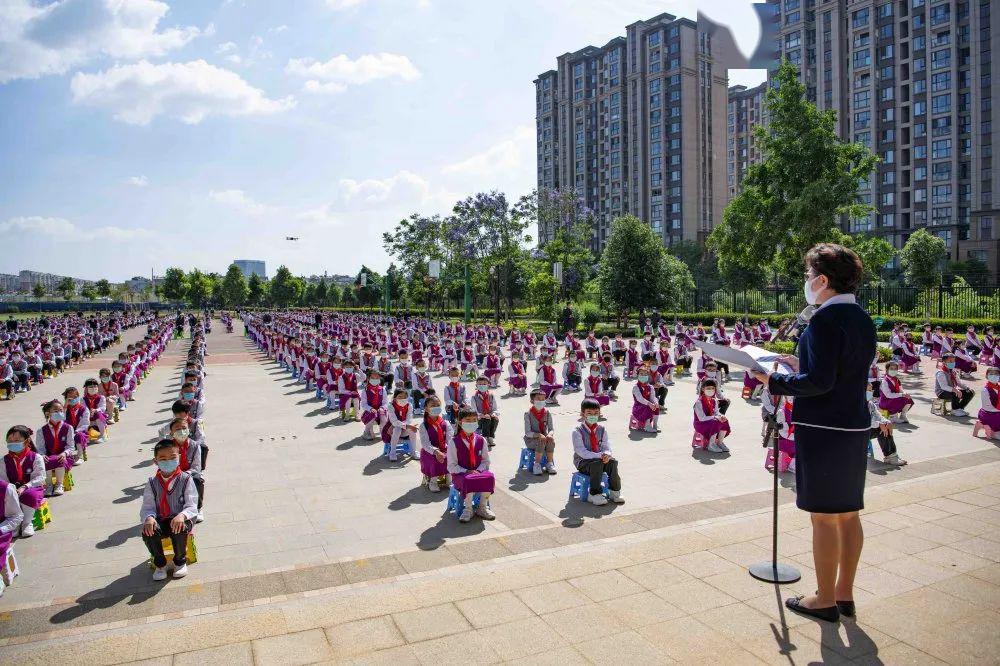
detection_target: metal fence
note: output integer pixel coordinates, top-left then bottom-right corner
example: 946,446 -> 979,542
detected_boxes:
676,283 -> 1000,320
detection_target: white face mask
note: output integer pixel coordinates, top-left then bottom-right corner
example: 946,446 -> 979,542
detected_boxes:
704,389 -> 716,397
887,369 -> 898,377
804,274 -> 822,305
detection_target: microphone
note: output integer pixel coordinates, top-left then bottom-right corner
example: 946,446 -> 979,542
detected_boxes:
777,305 -> 817,342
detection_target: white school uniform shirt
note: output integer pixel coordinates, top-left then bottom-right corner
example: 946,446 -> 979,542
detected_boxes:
0,484 -> 23,536
562,360 -> 582,381
934,369 -> 968,395
868,399 -> 891,428
394,362 -> 414,386
507,360 -> 527,380
66,405 -> 91,433
776,399 -> 795,439
386,402 -> 412,431
443,382 -> 467,409
599,362 -> 618,380
36,422 -> 76,457
632,382 -> 659,409
693,397 -> 724,423
360,385 -> 387,412
139,472 -> 199,523
471,390 -> 497,417
418,419 -> 454,456
583,374 -> 606,399
890,332 -> 903,348
967,332 -> 982,347
980,384 -> 1000,412
761,386 -> 778,415
880,375 -> 905,399
571,423 -> 612,461
446,434 -> 491,474
0,452 -> 46,489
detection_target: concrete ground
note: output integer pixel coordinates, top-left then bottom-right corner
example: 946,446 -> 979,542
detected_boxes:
0,322 -> 998,664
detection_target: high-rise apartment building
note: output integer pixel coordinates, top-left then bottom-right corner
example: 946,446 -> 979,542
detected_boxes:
727,82 -> 768,198
770,0 -> 999,274
534,13 -> 730,251
234,259 -> 267,280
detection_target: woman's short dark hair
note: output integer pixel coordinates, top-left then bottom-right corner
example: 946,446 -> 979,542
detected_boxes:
805,243 -> 863,294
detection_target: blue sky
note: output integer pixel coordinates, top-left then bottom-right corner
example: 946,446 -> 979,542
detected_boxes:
0,0 -> 766,282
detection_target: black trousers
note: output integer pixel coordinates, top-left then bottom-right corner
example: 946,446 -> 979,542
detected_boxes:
13,371 -> 29,391
42,362 -> 56,376
55,357 -> 64,370
27,366 -> 41,383
676,356 -> 693,371
602,377 -> 620,393
655,386 -> 668,406
381,373 -> 394,391
869,380 -> 881,398
716,361 -> 730,375
0,380 -> 12,395
719,398 -> 731,415
937,390 -> 973,410
567,372 -> 581,387
613,350 -> 626,363
478,417 -> 498,438
576,457 -> 622,495
141,516 -> 192,567
868,427 -> 897,457
193,476 -> 205,509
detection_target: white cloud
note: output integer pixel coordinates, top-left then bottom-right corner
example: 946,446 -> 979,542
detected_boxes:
215,41 -> 237,54
0,0 -> 205,84
442,125 -> 535,177
325,0 -> 367,9
125,175 -> 149,187
208,189 -> 274,216
269,25 -> 289,33
70,60 -> 295,125
337,170 -> 430,207
0,216 -> 150,240
286,52 -> 420,94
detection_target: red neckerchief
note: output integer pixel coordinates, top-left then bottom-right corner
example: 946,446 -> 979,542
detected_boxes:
542,366 -> 555,383
84,393 -> 101,409
783,402 -> 795,435
66,403 -> 84,428
460,431 -> 478,467
511,361 -> 523,374
477,390 -> 491,413
700,394 -> 716,416
392,401 -> 410,421
448,382 -> 461,402
177,439 -> 190,471
988,383 -> 1000,408
659,350 -> 670,363
426,416 -> 446,451
637,382 -> 651,400
155,468 -> 182,518
530,407 -> 547,435
886,375 -> 901,392
366,385 -> 382,408
588,375 -> 601,393
587,423 -> 600,452
401,365 -> 410,381
8,447 -> 29,482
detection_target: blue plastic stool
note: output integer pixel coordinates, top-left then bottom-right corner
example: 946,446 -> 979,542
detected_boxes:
518,448 -> 549,472
383,439 -> 412,457
866,440 -> 874,457
446,486 -> 482,516
569,471 -> 609,502
315,387 -> 324,400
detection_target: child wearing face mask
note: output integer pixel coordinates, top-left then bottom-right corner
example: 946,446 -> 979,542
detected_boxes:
178,382 -> 205,422
767,396 -> 796,473
866,388 -> 907,465
506,352 -> 528,395
573,399 -> 625,505
612,335 -> 627,365
654,341 -> 676,387
393,351 -> 414,398
384,388 -> 417,462
140,439 -> 198,582
629,368 -> 660,432
920,324 -> 934,356
62,387 -> 91,463
934,353 -> 973,417
976,369 -> 1000,439
524,389 -> 556,475
336,361 -> 361,419
868,355 -> 882,398
563,351 -> 585,391
693,379 -> 731,453
697,361 -> 730,413
314,352 -> 334,401
584,363 -> 611,406
471,376 -> 499,448
0,353 -> 14,400
448,408 -> 496,522
642,355 -> 669,410
81,378 -> 109,443
534,354 -> 563,404
598,354 -> 620,399
37,399 -> 75,495
878,360 -> 914,422
624,340 -> 640,379
98,368 -> 123,421
443,368 -> 469,423
168,418 -> 204,522
953,341 -> 978,379
411,359 -> 434,415
2,425 -> 46,537
483,345 -> 503,389
418,396 -> 452,492
360,371 -> 388,439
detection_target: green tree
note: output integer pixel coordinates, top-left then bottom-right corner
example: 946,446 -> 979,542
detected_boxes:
80,285 -> 97,301
833,231 -> 897,284
220,264 -> 249,307
31,283 -> 46,299
659,253 -> 696,311
56,277 -> 75,300
526,270 -> 558,322
186,269 -> 212,307
519,188 -> 594,300
269,265 -> 303,308
900,229 -> 947,318
326,283 -> 342,307
598,215 -> 674,327
95,279 -> 112,298
944,258 -> 989,286
709,60 -> 878,280
313,279 -> 328,306
247,273 -> 265,306
161,268 -> 188,302
355,267 -> 382,308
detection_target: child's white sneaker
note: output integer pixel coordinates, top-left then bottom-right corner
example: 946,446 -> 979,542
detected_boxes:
546,463 -> 557,474
459,508 -> 473,523
428,478 -> 441,493
707,442 -> 725,453
884,453 -> 907,466
52,485 -> 64,496
152,567 -> 168,582
609,490 -> 625,504
532,463 -> 543,476
475,504 -> 496,520
952,409 -> 968,417
195,511 -> 204,523
21,523 -> 35,537
718,441 -> 730,453
588,493 -> 608,506
172,563 -> 188,578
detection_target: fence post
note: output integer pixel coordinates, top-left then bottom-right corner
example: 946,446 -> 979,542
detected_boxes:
773,285 -> 779,314
938,284 -> 944,318
877,283 -> 882,316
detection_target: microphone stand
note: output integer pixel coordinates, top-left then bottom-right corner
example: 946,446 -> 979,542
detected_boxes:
749,413 -> 801,584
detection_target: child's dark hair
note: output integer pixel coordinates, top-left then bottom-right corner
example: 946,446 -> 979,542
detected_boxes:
62,386 -> 78,398
424,388 -> 437,398
392,388 -> 408,400
701,379 -> 718,390
581,398 -> 601,412
153,439 -> 179,455
169,417 -> 189,431
458,407 -> 478,421
171,400 -> 192,414
5,425 -> 32,441
41,399 -> 61,414
530,388 -> 547,400
83,378 -> 98,388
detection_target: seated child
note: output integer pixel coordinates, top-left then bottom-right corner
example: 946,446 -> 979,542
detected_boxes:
693,379 -> 731,453
506,351 -> 528,395
2,425 -> 46,537
977,368 -> 1000,438
562,353 -> 584,391
483,345 -> 503,388
393,351 -> 414,398
868,356 -> 881,398
612,335 -> 627,365
360,370 -> 388,440
179,382 -> 205,422
82,379 -> 109,443
98,368 -> 123,420
934,353 -> 973,416
878,360 -> 914,422
62,387 -> 91,463
599,353 -> 620,399
384,388 -> 417,461
443,367 -> 468,423
584,363 -> 611,406
624,340 -> 640,379
0,469 -> 24,545
0,353 -> 14,400
412,358 -> 434,415
533,354 -> 563,404
953,342 -> 978,378
167,418 -> 205,522
655,341 -> 676,386
140,440 -> 198,581
767,396 -> 796,473
418,396 -> 452,492
867,387 -> 907,465
447,408 -> 496,522
524,390 -> 556,475
572,399 -> 625,505
337,360 -> 361,419
472,376 -> 499,447
629,368 -> 659,432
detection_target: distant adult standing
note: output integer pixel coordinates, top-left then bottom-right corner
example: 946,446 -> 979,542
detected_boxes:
560,302 -> 575,336
753,243 -> 875,623
651,308 -> 662,330
5,316 -> 17,332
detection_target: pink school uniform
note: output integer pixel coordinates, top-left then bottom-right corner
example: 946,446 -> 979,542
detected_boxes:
535,364 -> 563,401
629,380 -> 658,431
1,447 -> 46,529
447,431 -> 494,498
506,359 -> 528,392
584,372 -> 610,406
692,394 -> 731,446
418,417 -> 452,481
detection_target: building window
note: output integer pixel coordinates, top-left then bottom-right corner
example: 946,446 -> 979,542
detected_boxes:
980,217 -> 994,240
932,139 -> 952,158
852,7 -> 870,28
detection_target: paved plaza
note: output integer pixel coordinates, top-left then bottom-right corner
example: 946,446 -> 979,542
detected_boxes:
0,322 -> 998,664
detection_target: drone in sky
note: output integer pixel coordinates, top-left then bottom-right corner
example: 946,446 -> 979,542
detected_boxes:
285,236 -> 300,241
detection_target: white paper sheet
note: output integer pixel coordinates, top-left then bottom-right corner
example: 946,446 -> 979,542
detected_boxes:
693,341 -> 793,375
